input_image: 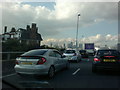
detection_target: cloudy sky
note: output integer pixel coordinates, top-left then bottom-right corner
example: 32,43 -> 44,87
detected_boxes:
1,0 -> 119,47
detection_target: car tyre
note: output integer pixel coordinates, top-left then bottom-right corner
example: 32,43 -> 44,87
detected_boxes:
76,58 -> 79,63
48,66 -> 55,78
76,59 -> 80,63
66,62 -> 70,69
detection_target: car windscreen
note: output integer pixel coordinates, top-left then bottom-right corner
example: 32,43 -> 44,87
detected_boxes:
21,49 -> 48,56
65,50 -> 75,54
97,50 -> 119,56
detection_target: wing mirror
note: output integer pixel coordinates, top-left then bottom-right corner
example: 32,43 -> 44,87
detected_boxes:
62,55 -> 66,58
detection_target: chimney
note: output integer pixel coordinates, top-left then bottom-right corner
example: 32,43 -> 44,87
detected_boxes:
36,27 -> 38,33
32,23 -> 36,29
26,25 -> 30,31
4,26 -> 7,33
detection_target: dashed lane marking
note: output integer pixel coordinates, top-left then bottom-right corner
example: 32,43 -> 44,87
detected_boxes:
72,68 -> 80,75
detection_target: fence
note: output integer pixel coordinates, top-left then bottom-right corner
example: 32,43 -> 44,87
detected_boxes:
0,52 -> 25,75
1,52 -> 25,60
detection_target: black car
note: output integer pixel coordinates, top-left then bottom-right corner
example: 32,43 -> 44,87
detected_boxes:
92,49 -> 120,72
79,50 -> 89,58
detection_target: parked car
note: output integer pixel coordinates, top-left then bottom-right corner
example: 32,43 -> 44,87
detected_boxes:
14,49 -> 70,78
63,49 -> 81,62
92,49 -> 120,72
79,50 -> 89,58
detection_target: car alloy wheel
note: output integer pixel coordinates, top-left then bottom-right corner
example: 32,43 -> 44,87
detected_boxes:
48,66 -> 55,78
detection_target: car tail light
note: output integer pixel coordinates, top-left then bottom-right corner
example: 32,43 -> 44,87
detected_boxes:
94,58 -> 100,61
37,57 -> 46,65
104,56 -> 115,58
15,60 -> 19,65
118,60 -> 120,62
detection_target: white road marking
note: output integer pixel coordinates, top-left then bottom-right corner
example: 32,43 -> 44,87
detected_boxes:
72,68 -> 80,75
0,73 -> 16,79
19,81 -> 49,84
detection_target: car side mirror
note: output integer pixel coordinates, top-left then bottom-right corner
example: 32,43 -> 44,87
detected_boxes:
62,55 -> 66,58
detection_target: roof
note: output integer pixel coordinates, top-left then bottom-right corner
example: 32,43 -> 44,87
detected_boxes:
97,49 -> 117,51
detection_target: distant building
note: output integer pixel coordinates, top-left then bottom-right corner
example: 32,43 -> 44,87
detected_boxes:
117,43 -> 120,51
79,43 -> 83,50
1,26 -> 18,41
1,23 -> 43,46
67,42 -> 73,49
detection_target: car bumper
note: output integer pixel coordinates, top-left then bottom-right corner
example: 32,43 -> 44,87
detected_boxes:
93,63 -> 120,71
14,65 -> 49,75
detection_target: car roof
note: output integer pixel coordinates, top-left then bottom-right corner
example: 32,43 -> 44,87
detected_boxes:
29,49 -> 58,52
98,49 -> 117,51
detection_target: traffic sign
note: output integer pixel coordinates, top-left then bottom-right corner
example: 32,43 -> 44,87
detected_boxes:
85,43 -> 94,50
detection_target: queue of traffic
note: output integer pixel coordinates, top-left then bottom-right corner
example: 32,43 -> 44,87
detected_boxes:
14,48 -> 120,78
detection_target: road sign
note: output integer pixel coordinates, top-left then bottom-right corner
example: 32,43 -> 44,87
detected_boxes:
85,43 -> 94,50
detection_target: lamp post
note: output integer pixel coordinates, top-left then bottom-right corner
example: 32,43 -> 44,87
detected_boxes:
76,13 -> 80,50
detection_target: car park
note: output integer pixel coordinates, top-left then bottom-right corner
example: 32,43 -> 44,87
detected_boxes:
63,49 -> 81,62
79,50 -> 89,58
92,49 -> 120,72
14,49 -> 69,78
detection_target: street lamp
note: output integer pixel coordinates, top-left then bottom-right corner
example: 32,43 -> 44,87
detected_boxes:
76,13 -> 80,50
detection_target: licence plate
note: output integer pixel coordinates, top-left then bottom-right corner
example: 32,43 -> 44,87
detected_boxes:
21,62 -> 33,65
103,59 -> 116,62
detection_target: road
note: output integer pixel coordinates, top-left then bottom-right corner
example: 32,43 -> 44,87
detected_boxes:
2,56 -> 120,89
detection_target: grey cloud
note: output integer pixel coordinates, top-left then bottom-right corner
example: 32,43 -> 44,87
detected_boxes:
1,2 -> 118,38
43,34 -> 118,47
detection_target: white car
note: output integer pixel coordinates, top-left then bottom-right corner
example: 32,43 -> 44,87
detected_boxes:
14,49 -> 69,78
63,49 -> 81,62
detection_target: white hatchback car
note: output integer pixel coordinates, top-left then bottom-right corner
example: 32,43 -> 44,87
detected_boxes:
14,49 -> 69,78
63,49 -> 81,62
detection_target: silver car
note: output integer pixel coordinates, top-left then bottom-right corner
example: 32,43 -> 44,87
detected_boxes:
14,49 -> 69,78
63,49 -> 81,62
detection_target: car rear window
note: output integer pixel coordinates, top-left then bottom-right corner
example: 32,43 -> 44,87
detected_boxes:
65,50 -> 75,54
21,49 -> 48,56
79,50 -> 86,53
97,50 -> 119,56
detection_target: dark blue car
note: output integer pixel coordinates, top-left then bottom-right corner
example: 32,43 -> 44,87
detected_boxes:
92,49 -> 120,72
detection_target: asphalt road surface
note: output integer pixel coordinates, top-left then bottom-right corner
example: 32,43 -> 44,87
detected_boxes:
2,56 -> 120,89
